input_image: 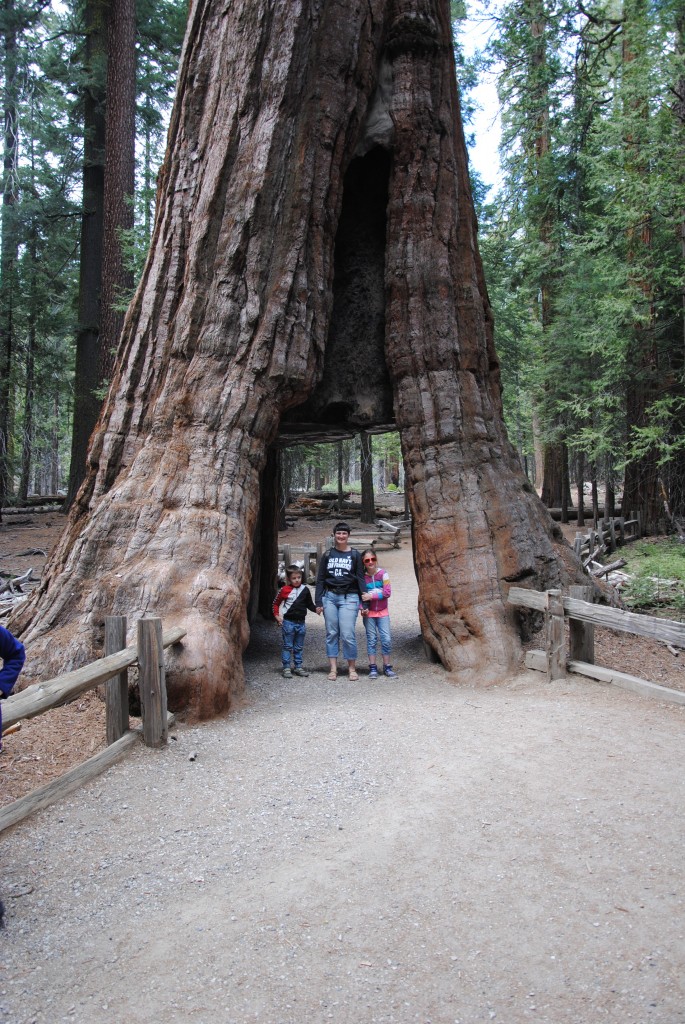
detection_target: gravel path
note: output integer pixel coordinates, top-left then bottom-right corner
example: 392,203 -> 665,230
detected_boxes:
2,539 -> 685,1024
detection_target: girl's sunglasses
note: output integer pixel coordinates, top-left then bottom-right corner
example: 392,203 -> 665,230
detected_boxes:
363,557 -> 377,564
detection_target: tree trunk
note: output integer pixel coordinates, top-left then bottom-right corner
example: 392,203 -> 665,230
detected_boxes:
0,0 -> 19,515
64,0 -> 109,508
575,451 -> 585,528
621,0 -> 661,535
18,229 -> 36,502
12,0 -> 579,714
360,431 -> 375,523
99,0 -> 136,385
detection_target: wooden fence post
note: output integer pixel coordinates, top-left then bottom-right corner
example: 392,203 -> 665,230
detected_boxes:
105,616 -> 129,744
573,532 -> 584,558
617,517 -> 625,545
138,618 -> 168,748
569,585 -> 595,664
545,589 -> 565,681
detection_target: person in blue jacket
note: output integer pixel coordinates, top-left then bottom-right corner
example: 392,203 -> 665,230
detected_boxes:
0,625 -> 26,750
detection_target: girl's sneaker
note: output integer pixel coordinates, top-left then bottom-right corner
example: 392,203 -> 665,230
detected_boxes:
368,666 -> 378,679
293,667 -> 309,677
383,665 -> 397,677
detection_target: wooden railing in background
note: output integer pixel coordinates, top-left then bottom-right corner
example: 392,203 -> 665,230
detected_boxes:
508,585 -> 685,705
0,616 -> 185,833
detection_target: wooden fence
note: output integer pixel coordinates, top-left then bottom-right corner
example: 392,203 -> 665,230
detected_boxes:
0,616 -> 185,834
572,512 -> 641,565
508,584 -> 685,705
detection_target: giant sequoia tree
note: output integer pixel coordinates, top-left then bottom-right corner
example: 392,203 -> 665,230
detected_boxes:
12,0 -> 579,717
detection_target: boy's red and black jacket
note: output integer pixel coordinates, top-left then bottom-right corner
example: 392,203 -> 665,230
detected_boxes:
273,584 -> 317,622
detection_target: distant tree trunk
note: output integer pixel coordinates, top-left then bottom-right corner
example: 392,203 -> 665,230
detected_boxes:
541,442 -> 570,509
50,389 -> 60,495
621,3 -> 661,535
65,0 -> 108,507
337,440 -> 344,511
99,0 -> 136,385
360,431 -> 375,523
18,227 -> 37,502
0,0 -> 19,515
590,463 -> 599,525
13,0 -> 580,714
605,458 -> 615,518
575,451 -> 585,528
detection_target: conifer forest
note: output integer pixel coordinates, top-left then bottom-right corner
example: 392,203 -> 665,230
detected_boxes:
0,0 -> 683,534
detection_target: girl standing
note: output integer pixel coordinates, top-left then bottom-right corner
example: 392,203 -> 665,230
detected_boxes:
360,549 -> 396,678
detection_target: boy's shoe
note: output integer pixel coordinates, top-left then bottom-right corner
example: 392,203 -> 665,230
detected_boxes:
292,667 -> 309,677
368,666 -> 378,680
282,668 -> 293,678
383,665 -> 397,677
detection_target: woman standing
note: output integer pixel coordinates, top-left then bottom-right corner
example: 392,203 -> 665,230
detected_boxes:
315,522 -> 365,680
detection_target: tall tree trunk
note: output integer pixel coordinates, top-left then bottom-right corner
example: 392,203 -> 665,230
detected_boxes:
360,431 -> 375,523
19,228 -> 37,502
50,388 -> 60,495
99,0 -> 136,384
12,0 -> 580,714
575,451 -> 585,528
336,440 -> 344,512
620,0 -> 661,534
64,0 -> 108,507
0,0 -> 18,515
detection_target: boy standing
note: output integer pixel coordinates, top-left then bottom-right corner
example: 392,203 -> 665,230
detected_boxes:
273,565 -> 320,678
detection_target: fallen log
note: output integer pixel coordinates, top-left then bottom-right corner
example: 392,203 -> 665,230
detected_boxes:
0,567 -> 35,596
589,558 -> 627,578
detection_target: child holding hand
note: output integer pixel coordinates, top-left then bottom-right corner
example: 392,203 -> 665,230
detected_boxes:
273,565 -> 320,678
360,549 -> 396,679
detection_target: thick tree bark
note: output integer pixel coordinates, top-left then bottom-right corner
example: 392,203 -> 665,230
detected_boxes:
12,0 -> 579,714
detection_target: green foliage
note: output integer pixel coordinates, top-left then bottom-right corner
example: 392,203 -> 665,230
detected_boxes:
622,539 -> 685,614
477,0 -> 685,516
0,0 -> 187,496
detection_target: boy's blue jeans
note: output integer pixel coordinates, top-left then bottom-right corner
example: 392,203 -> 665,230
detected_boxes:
282,620 -> 306,668
322,592 -> 359,660
364,614 -> 392,657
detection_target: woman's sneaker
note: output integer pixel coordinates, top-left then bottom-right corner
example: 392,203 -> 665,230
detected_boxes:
292,667 -> 309,677
282,668 -> 293,678
368,665 -> 378,679
383,665 -> 397,677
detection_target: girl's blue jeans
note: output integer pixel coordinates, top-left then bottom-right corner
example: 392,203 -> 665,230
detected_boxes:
364,614 -> 392,657
322,592 -> 359,660
281,620 -> 306,668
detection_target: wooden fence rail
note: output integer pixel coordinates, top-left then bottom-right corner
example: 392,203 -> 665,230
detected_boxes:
508,585 -> 685,705
0,617 -> 186,834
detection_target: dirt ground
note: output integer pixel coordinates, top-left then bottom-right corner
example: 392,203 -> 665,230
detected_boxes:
1,507 -> 685,1024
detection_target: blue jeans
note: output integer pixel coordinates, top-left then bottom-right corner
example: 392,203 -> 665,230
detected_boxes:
322,592 -> 359,660
364,614 -> 392,658
281,620 -> 306,668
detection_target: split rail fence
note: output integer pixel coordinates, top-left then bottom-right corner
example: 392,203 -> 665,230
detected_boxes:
572,512 -> 641,565
0,616 -> 185,834
508,584 -> 685,704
